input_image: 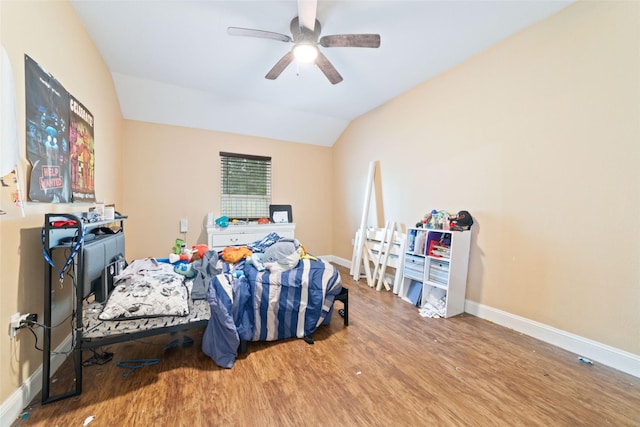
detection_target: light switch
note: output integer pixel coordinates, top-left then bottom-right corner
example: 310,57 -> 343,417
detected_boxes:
180,219 -> 188,233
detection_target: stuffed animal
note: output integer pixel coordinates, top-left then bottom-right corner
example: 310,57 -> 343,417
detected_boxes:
190,244 -> 209,262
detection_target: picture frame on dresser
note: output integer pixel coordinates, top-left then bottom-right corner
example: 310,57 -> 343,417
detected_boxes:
269,204 -> 293,223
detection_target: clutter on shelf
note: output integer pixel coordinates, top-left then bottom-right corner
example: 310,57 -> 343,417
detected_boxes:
415,210 -> 473,231
214,215 -> 272,228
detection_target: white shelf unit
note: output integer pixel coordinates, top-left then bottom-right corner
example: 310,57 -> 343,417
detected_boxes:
400,227 -> 471,318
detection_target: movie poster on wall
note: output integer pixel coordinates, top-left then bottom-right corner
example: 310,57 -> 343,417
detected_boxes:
25,55 -> 71,203
69,95 -> 95,202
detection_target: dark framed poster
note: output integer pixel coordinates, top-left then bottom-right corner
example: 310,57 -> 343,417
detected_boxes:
25,55 -> 70,203
24,55 -> 95,203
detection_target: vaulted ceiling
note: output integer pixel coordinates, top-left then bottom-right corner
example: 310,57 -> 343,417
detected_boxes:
70,0 -> 573,146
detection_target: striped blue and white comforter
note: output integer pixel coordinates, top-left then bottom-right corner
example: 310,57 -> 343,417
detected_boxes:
248,258 -> 343,341
202,258 -> 342,368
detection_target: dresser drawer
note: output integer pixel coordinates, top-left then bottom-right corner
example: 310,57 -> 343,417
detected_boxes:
207,223 -> 295,250
210,232 -> 266,248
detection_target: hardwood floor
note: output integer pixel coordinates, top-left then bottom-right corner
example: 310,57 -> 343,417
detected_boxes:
13,265 -> 640,426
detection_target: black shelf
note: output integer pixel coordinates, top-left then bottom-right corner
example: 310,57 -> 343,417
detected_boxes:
41,212 -> 127,404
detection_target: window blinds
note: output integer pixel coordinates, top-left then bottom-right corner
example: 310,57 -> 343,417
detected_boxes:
220,152 -> 271,220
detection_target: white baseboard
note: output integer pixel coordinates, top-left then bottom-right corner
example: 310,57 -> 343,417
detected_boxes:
323,255 -> 351,269
0,334 -> 73,425
465,300 -> 640,378
340,255 -> 639,379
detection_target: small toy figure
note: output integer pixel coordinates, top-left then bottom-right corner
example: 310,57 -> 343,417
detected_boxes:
173,238 -> 184,255
416,209 -> 438,228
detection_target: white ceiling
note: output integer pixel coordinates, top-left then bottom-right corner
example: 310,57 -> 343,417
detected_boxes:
70,0 -> 573,147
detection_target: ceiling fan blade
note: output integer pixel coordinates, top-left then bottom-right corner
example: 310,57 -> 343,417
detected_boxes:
265,51 -> 294,80
315,51 -> 343,85
319,34 -> 381,48
227,27 -> 292,43
297,0 -> 318,32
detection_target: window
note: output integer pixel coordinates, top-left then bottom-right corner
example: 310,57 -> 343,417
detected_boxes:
220,152 -> 271,220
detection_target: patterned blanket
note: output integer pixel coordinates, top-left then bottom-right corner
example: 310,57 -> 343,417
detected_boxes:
99,260 -> 190,320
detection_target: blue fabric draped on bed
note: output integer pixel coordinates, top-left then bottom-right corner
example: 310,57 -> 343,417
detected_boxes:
202,258 -> 342,368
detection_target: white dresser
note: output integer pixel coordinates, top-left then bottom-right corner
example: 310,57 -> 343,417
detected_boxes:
207,223 -> 295,251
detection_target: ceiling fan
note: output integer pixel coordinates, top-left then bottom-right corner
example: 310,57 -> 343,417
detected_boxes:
227,0 -> 381,85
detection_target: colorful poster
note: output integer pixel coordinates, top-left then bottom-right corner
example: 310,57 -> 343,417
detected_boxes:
69,95 -> 95,202
25,55 -> 71,203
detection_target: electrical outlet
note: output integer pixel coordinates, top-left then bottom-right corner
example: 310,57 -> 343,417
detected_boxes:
9,312 -> 28,337
180,219 -> 188,233
10,313 -> 21,337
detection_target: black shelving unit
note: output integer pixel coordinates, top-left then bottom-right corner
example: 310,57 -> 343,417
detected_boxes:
41,212 -> 210,404
41,212 -> 127,404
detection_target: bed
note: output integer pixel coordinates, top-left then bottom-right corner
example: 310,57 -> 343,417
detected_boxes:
82,235 -> 344,369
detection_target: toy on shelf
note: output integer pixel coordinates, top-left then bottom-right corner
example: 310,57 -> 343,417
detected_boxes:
416,210 -> 451,230
415,210 -> 473,231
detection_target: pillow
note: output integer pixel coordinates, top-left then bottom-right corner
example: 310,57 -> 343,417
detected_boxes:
99,262 -> 190,320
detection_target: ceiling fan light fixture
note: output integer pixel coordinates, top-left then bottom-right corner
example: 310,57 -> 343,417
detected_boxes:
292,43 -> 318,63
228,6 -> 381,83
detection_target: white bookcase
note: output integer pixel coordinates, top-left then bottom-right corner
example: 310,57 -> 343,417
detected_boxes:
400,227 -> 471,318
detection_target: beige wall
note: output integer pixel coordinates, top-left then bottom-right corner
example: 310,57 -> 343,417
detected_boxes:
121,121 -> 333,261
0,0 -> 124,408
333,1 -> 639,355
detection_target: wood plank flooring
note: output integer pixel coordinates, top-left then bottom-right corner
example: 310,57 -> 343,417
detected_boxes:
13,265 -> 640,426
